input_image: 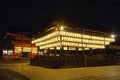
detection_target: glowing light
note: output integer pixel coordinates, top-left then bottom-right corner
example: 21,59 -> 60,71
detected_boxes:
111,34 -> 116,38
60,25 -> 64,30
32,31 -> 58,44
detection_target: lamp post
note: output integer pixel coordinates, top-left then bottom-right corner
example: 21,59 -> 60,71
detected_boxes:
81,28 -> 87,67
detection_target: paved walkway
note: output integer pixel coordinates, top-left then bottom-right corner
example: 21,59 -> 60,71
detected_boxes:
0,63 -> 120,80
0,67 -> 30,80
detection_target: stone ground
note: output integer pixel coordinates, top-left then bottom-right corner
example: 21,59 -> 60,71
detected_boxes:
0,67 -> 30,80
0,62 -> 120,80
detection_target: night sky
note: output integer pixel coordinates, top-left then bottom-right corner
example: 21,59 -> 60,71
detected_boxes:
6,0 -> 120,38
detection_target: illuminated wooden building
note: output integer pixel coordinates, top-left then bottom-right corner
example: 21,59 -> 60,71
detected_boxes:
31,24 -> 117,67
3,33 -> 38,58
32,24 -> 115,54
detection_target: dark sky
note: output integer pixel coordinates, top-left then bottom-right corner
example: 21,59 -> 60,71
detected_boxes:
6,0 -> 120,34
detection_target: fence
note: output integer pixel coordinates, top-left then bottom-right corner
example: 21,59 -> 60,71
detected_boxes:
30,53 -> 118,68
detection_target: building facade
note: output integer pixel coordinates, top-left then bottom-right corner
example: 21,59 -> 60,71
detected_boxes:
31,24 -> 117,67
3,33 -> 38,59
32,24 -> 115,56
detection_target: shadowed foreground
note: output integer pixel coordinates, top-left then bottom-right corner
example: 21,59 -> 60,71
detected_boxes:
0,67 -> 30,80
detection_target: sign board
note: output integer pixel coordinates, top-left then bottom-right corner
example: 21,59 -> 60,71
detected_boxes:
23,47 -> 31,52
15,47 -> 22,53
